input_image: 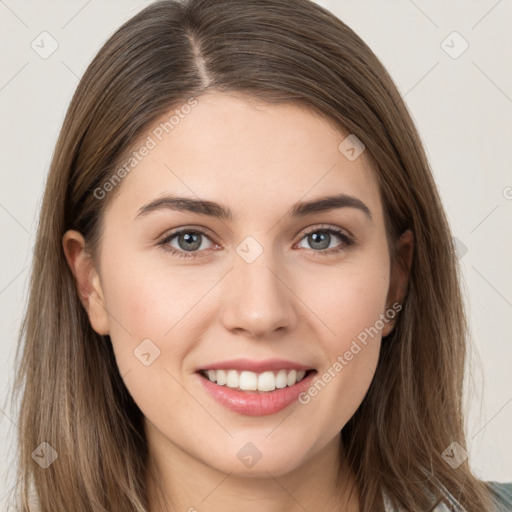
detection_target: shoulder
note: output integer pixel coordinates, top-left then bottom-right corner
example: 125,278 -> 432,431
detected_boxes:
383,481 -> 512,511
437,481 -> 512,511
487,481 -> 512,511
438,481 -> 512,512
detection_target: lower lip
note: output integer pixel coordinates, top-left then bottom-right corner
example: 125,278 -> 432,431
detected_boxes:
196,370 -> 317,416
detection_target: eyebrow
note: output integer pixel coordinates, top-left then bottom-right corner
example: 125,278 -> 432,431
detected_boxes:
135,193 -> 372,222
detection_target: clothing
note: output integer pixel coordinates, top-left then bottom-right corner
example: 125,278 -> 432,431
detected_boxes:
489,482 -> 512,512
382,481 -> 512,511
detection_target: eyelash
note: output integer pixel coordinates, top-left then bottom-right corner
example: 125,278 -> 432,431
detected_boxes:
158,225 -> 354,259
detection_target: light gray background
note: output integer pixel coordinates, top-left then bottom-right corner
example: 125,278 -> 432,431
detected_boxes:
1,0 -> 511,506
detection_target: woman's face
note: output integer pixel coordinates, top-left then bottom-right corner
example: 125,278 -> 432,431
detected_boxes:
65,92 -> 409,478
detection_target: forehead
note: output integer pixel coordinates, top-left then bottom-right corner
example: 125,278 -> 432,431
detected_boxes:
105,92 -> 382,222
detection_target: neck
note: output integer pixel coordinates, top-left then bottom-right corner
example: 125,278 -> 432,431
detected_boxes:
145,423 -> 360,512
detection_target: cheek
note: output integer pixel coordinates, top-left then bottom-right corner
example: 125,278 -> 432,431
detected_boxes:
308,253 -> 391,346
298,253 -> 389,429
98,259 -> 202,424
98,247 -> 219,377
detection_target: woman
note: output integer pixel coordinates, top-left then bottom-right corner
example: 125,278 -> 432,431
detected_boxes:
10,0 -> 511,510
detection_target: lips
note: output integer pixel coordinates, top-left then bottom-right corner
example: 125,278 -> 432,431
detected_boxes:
196,368 -> 317,415
197,358 -> 314,373
194,358 -> 317,416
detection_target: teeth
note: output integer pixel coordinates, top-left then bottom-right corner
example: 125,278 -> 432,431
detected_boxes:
216,369 -> 227,385
275,369 -> 288,389
258,371 -> 276,392
239,371 -> 258,390
287,369 -> 297,386
202,368 -> 308,391
226,370 -> 239,388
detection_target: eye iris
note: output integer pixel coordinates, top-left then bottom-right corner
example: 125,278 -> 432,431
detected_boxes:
178,232 -> 202,251
309,231 -> 330,250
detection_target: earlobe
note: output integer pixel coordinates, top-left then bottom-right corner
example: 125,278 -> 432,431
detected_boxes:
382,229 -> 414,337
87,272 -> 110,335
62,230 -> 110,335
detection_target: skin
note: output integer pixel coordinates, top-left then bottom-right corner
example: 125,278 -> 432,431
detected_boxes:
63,92 -> 413,512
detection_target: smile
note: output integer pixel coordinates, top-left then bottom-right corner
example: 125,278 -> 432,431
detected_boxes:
199,368 -> 313,392
196,368 -> 318,416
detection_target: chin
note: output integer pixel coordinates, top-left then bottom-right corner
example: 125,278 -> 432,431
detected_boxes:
204,447 -> 308,478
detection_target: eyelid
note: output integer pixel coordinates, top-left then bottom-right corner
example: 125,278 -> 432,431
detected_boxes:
159,225 -> 216,243
299,223 -> 354,241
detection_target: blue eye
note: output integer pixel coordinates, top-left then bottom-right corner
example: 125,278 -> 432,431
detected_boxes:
158,225 -> 353,258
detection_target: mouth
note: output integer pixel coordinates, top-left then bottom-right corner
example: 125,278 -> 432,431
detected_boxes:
197,368 -> 317,393
195,367 -> 318,416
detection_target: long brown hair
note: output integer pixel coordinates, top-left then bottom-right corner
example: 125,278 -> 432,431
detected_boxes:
9,0 -> 496,510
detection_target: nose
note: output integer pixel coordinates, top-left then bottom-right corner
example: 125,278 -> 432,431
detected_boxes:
219,248 -> 298,338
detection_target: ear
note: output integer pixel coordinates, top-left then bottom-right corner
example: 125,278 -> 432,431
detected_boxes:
382,229 -> 414,337
62,230 -> 110,335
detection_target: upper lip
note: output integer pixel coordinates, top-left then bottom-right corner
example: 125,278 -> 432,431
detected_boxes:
197,358 -> 314,373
